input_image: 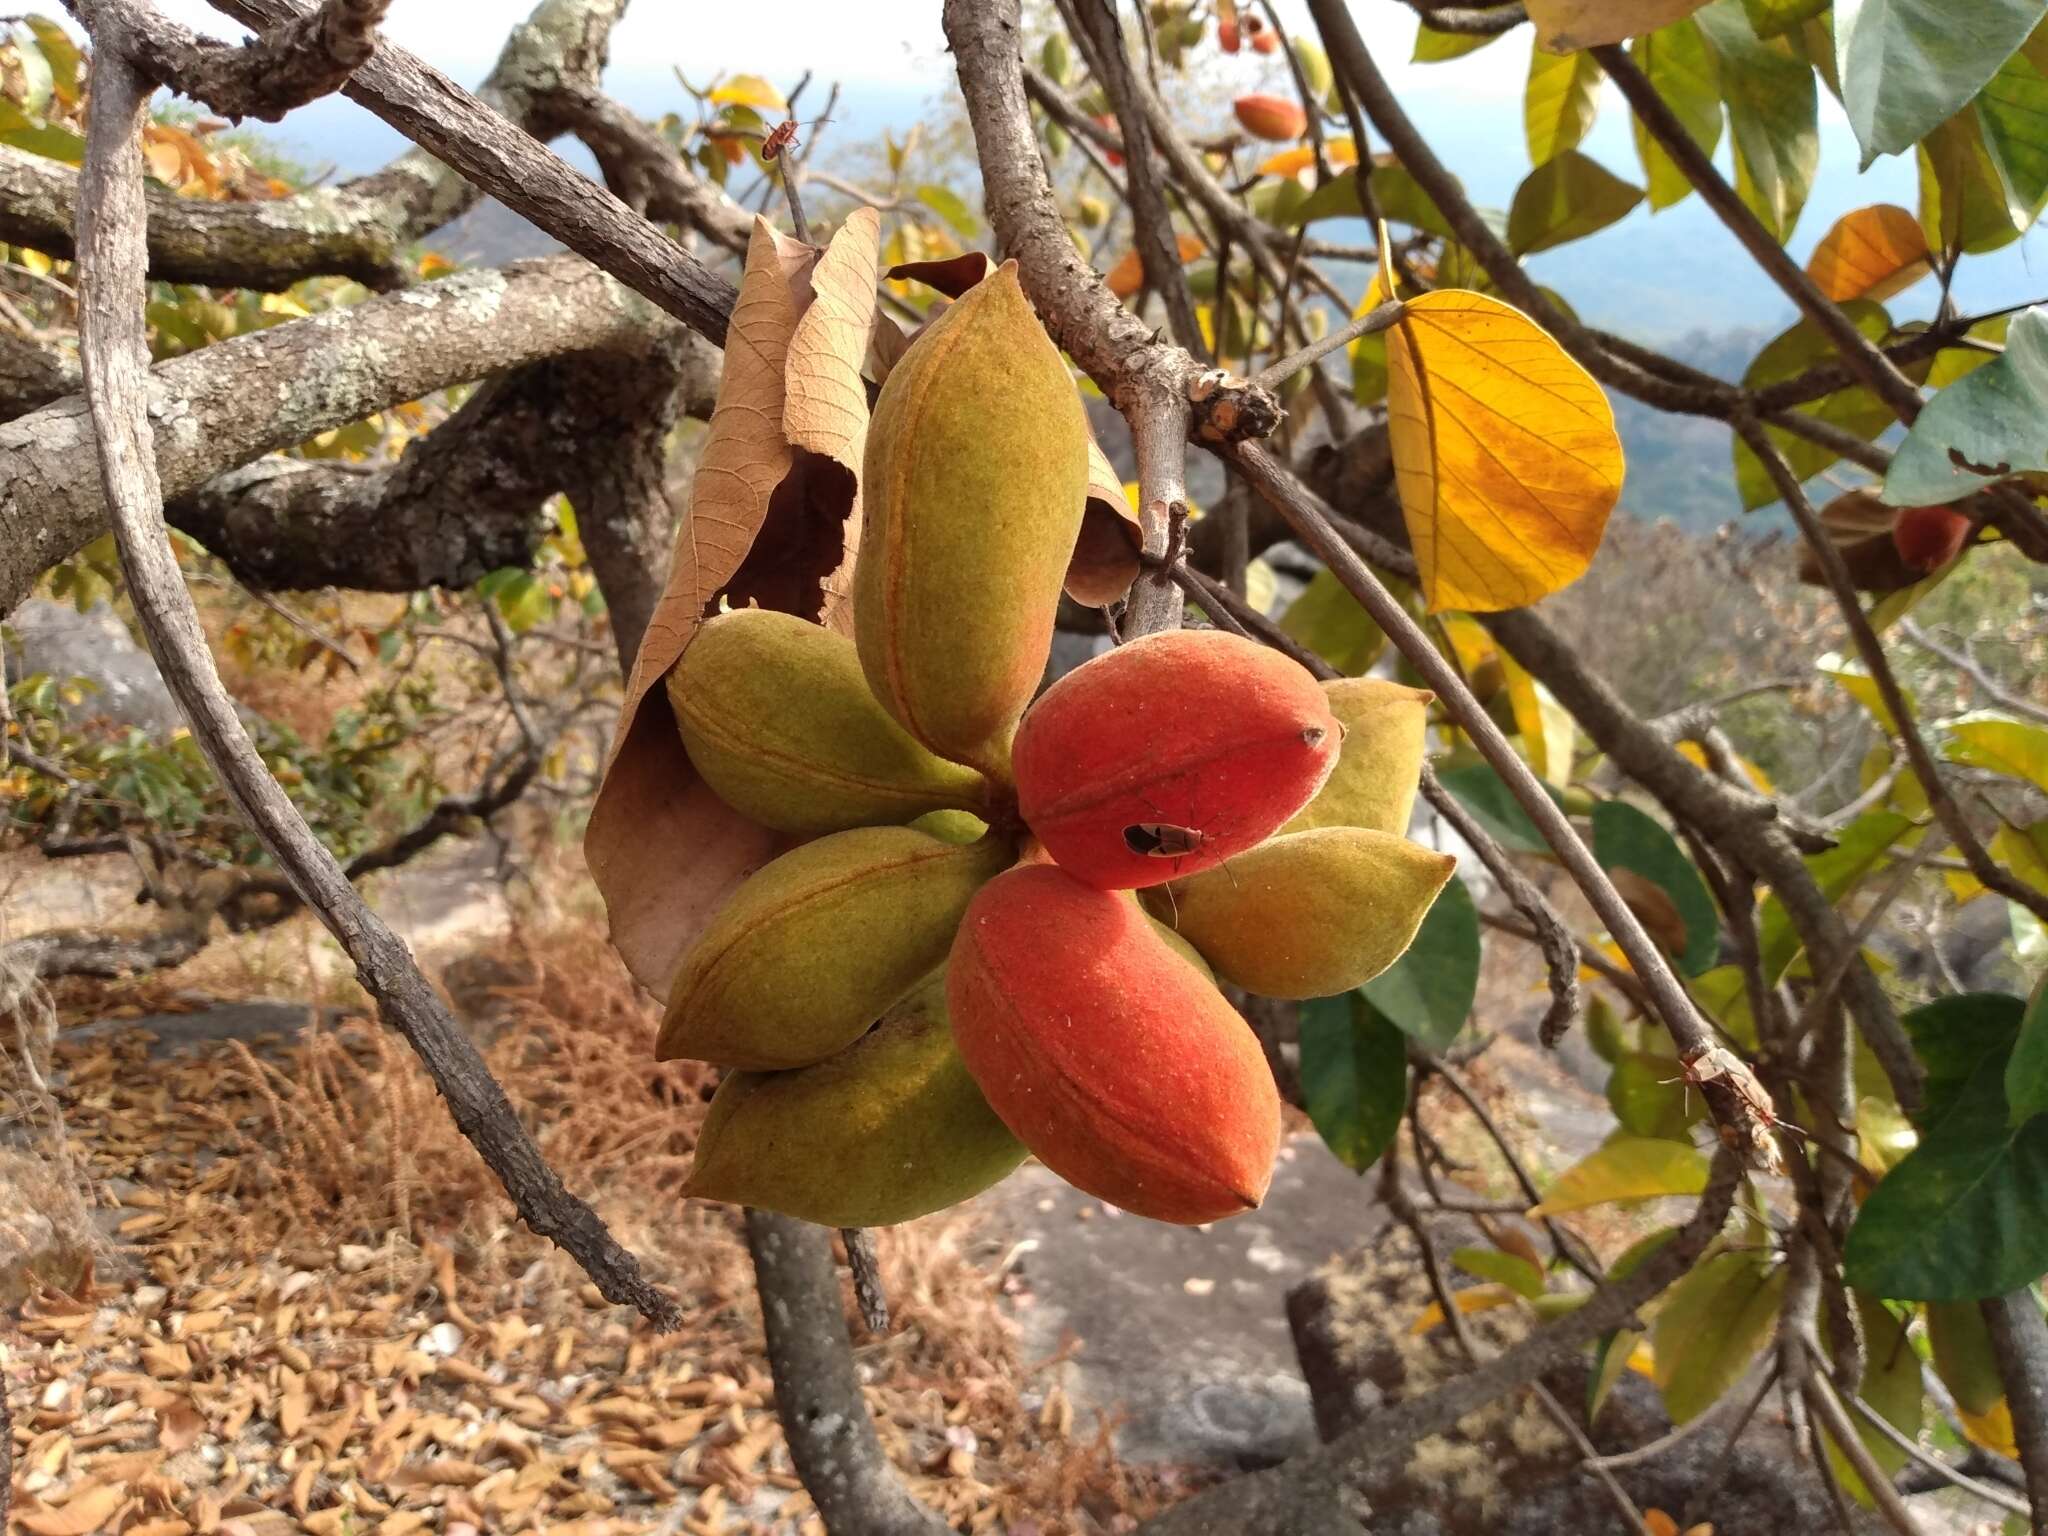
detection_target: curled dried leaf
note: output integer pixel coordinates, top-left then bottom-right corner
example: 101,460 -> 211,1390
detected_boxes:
588,213 -> 881,991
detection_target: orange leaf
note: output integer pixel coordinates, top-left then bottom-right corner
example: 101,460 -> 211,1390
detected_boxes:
1386,289 -> 1622,612
1256,137 -> 1359,177
1105,233 -> 1205,299
1805,204 -> 1932,303
587,213 -> 879,991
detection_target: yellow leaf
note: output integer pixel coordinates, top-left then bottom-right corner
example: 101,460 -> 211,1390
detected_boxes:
1256,137 -> 1359,177
1527,1135 -> 1709,1218
1499,649 -> 1575,787
1675,738 -> 1773,793
1525,0 -> 1712,51
1436,612 -> 1496,676
416,250 -> 455,278
1409,1283 -> 1520,1335
1805,205 -> 1932,303
708,73 -> 787,111
1386,289 -> 1622,612
1959,1396 -> 2019,1459
17,246 -> 51,276
1817,651 -> 1902,735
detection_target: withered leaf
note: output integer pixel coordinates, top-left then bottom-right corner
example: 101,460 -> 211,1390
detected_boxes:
588,213 -> 880,993
16,1484 -> 130,1536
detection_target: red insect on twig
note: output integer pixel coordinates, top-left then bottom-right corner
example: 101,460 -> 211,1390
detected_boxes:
1676,1043 -> 1789,1177
761,119 -> 801,161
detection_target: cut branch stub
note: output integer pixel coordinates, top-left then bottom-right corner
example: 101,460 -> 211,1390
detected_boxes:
587,210 -> 880,993
884,254 -> 1142,608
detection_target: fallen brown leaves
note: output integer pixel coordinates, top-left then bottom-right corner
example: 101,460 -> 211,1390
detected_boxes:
4,918 -> 1179,1534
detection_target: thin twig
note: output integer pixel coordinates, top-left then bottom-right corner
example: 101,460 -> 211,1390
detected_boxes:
1900,620 -> 2048,727
1250,299 -> 1402,392
1800,1349 -> 1929,1536
841,1228 -> 889,1336
1419,765 -> 1581,1045
71,0 -> 679,1332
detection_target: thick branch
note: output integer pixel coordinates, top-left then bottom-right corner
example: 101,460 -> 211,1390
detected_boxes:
744,1212 -> 950,1536
0,0 -> 631,290
65,14 -> 676,1328
1983,1293 -> 2048,1534
206,0 -> 738,342
168,327 -> 716,598
550,88 -> 752,254
0,254 -> 665,616
103,0 -> 390,121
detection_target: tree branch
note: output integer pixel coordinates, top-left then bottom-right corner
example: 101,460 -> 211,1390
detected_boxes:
1983,1293 -> 2048,1534
0,0 -> 633,291
204,0 -> 738,341
1,254 -> 669,616
98,0 -> 391,121
69,0 -> 679,1331
744,1211 -> 950,1536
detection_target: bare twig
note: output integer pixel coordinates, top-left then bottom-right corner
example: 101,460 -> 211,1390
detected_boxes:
1800,1356 -> 1928,1536
1418,765 -> 1580,1045
841,1228 -> 889,1336
1250,299 -> 1403,393
70,0 -> 679,1331
1900,620 -> 2048,727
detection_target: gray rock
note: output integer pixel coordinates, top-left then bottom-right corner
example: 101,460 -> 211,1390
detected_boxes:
4,597 -> 178,733
973,1135 -> 1376,1468
0,1148 -> 92,1307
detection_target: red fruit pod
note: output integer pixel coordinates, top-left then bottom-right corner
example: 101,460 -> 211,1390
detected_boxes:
948,864 -> 1281,1224
1013,629 -> 1340,889
1891,503 -> 1973,573
1234,92 -> 1307,141
1218,15 -> 1240,51
1249,28 -> 1279,54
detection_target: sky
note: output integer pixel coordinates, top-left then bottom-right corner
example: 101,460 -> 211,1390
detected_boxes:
127,0 -> 2048,343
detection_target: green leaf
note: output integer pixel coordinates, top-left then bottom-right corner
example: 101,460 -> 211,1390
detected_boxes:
1527,1136 -> 1710,1217
1294,37 -> 1334,98
1299,994 -> 1409,1172
914,183 -> 979,238
1282,165 -> 1458,239
1279,567 -> 1386,674
22,20 -> 77,107
1920,109 -> 2029,256
1947,711 -> 2048,795
1697,0 -> 1819,240
1755,810 -> 1912,981
2007,979 -> 2048,1125
1977,37 -> 2048,217
1526,47 -> 1603,165
1928,1297 -> 2006,1414
1607,1051 -> 1707,1139
1506,150 -> 1644,254
1436,760 -> 1559,855
1452,1246 -> 1547,1298
1835,0 -> 2048,169
0,119 -> 83,164
1414,24 -> 1501,61
1359,875 -> 1481,1050
1887,307 -> 2048,506
1732,299 -> 1902,511
1845,993 -> 2048,1300
1652,1251 -> 1786,1422
1742,0 -> 1828,37
1041,31 -> 1072,86
1591,800 -> 1720,974
1630,19 -> 1723,210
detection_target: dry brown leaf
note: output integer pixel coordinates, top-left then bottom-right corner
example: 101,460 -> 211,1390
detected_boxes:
277,1383 -> 308,1439
588,211 -> 879,991
16,1484 -> 129,1536
1608,868 -> 1688,962
886,252 -> 994,299
1066,437 -> 1140,606
154,1398 -> 203,1453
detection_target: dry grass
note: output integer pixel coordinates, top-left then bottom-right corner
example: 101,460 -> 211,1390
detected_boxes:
4,915 -> 1178,1533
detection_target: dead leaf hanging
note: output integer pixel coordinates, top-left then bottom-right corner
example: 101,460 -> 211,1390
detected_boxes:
587,210 -> 881,993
